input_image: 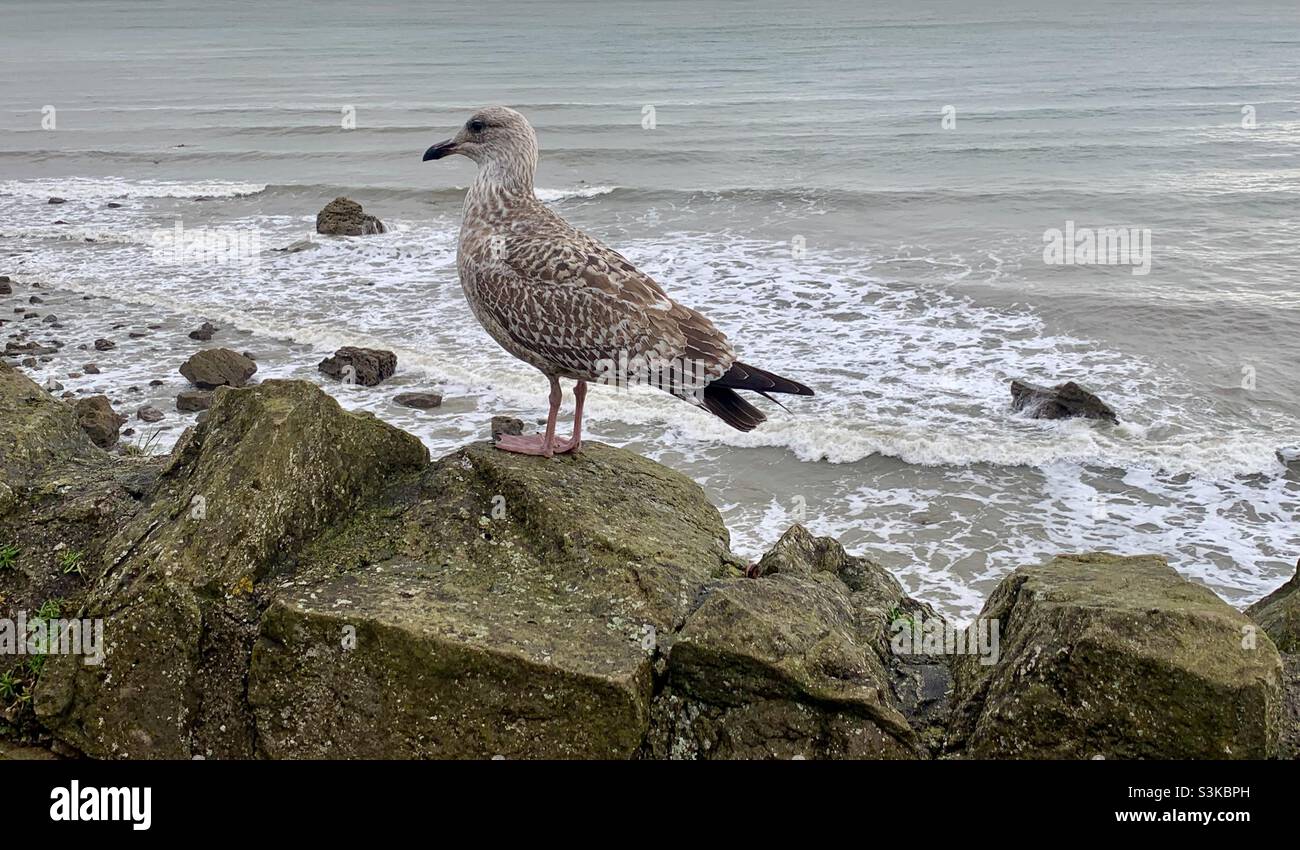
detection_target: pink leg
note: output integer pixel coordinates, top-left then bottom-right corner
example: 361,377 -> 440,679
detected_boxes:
495,376 -> 562,457
554,380 -> 586,454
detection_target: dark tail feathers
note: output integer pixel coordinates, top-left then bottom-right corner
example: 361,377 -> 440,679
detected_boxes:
700,361 -> 814,432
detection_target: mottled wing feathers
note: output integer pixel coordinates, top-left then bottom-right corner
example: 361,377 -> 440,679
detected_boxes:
467,202 -> 736,390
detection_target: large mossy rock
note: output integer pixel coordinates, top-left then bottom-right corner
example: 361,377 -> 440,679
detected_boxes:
642,524 -> 938,759
248,442 -> 733,759
0,362 -> 98,486
0,362 -> 157,631
34,380 -> 428,758
948,553 -> 1284,759
1247,560 -> 1300,653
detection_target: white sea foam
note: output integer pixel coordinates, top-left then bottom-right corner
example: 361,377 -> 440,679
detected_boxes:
0,177 -> 266,201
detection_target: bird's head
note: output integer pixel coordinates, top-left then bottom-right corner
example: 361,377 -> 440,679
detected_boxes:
423,107 -> 538,189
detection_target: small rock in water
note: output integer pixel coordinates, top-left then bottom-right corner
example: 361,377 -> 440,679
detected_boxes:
394,391 -> 443,410
491,415 -> 526,442
188,321 -> 219,341
0,281 -> 10,296
317,346 -> 396,387
128,331 -> 147,339
149,379 -> 164,387
279,238 -> 320,253
43,315 -> 58,324
106,202 -> 123,209
83,363 -> 100,374
1010,379 -> 1118,423
137,405 -> 165,423
315,197 -> 386,236
94,338 -> 116,351
28,295 -> 42,304
180,348 -> 257,389
47,197 -> 67,205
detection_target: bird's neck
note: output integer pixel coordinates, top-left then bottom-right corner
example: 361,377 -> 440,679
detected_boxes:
467,157 -> 535,211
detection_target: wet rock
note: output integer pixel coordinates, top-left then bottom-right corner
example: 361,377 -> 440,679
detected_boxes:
317,346 -> 396,387
0,281 -> 10,296
176,389 -> 214,412
0,362 -> 98,483
136,405 -> 164,423
36,380 -> 429,758
490,415 -> 525,442
179,348 -> 257,389
1010,379 -> 1118,423
315,197 -> 386,236
643,525 -> 933,759
71,395 -> 126,449
28,295 -> 42,304
47,197 -> 66,205
188,321 -> 219,342
393,391 -> 443,410
93,338 -> 115,351
948,553 -> 1283,759
42,315 -> 57,324
1247,560 -> 1300,653
249,440 -> 725,759
82,363 -> 100,374
279,238 -> 319,253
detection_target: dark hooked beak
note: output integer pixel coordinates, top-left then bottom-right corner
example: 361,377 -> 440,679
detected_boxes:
422,140 -> 457,161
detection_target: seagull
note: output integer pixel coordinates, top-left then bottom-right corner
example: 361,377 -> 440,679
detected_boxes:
423,106 -> 813,457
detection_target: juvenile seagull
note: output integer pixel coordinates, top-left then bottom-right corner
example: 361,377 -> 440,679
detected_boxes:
424,106 -> 813,457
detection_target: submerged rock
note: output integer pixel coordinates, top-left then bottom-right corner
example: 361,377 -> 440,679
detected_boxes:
317,346 -> 396,387
315,197 -> 386,236
949,553 -> 1283,759
393,391 -> 443,409
1010,379 -> 1118,423
179,348 -> 257,389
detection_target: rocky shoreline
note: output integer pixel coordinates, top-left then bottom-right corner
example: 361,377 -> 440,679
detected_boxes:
0,359 -> 1296,759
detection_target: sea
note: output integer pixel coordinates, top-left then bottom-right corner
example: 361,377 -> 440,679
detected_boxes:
2,0 -> 1297,619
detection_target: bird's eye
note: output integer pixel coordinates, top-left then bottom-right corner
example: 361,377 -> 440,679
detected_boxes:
468,119 -> 486,134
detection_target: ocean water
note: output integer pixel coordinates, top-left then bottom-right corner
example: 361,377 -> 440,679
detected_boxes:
1,0 -> 1297,619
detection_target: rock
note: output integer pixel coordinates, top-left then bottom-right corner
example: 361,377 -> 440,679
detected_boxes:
28,295 -> 42,304
317,346 -> 396,387
188,321 -> 218,342
642,524 -> 934,759
71,395 -> 125,449
0,363 -> 98,483
136,405 -> 164,423
490,415 -> 525,442
176,389 -> 214,412
82,363 -> 100,374
393,391 -> 443,410
279,238 -> 319,253
248,440 -> 728,759
1010,379 -> 1118,423
6,341 -> 58,357
35,380 -> 430,759
0,281 -> 10,296
106,202 -> 123,209
314,197 -> 386,237
948,553 -> 1283,759
47,197 -> 66,205
1247,560 -> 1300,653
93,338 -> 115,351
179,348 -> 257,389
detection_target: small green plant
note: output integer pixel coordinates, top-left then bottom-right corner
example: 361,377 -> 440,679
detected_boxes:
0,544 -> 18,570
123,428 -> 165,457
887,604 -> 915,630
59,549 -> 84,576
35,598 -> 61,620
0,668 -> 20,702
